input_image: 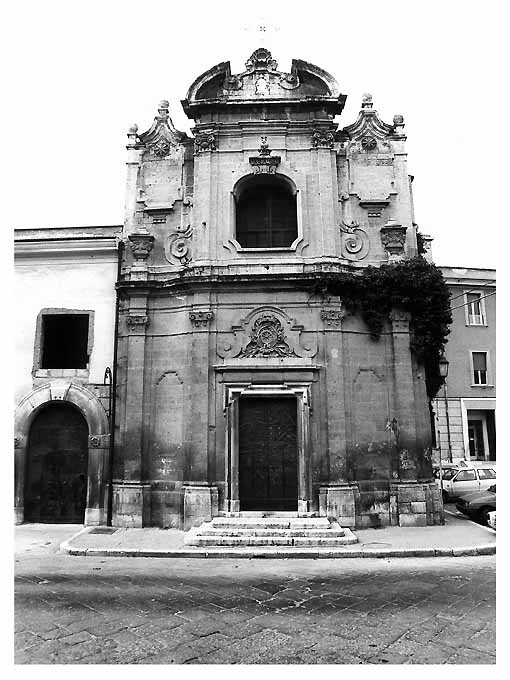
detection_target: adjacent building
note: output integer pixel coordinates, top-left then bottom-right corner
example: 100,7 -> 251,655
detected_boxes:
434,267 -> 496,464
14,227 -> 120,524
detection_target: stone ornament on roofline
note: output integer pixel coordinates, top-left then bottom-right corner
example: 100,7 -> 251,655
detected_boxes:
245,47 -> 279,72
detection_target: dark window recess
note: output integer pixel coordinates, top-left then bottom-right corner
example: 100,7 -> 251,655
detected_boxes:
41,315 -> 89,369
236,180 -> 297,248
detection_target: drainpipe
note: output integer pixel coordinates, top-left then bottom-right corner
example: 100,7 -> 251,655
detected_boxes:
107,239 -> 124,526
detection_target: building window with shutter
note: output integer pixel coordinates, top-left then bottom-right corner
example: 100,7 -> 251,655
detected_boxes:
465,292 -> 486,325
471,351 -> 489,385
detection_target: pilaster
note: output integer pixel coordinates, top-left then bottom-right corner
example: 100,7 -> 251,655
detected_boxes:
320,306 -> 348,482
184,299 -> 214,481
389,309 -> 419,481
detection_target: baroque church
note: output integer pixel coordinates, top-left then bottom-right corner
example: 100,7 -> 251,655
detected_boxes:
14,48 -> 442,532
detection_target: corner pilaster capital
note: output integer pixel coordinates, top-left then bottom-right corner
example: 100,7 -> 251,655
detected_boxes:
389,309 -> 410,332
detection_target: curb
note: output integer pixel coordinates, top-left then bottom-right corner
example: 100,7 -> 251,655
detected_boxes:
60,543 -> 496,559
59,526 -> 90,554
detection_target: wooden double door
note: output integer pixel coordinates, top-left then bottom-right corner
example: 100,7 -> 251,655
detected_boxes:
238,397 -> 298,511
25,403 -> 88,523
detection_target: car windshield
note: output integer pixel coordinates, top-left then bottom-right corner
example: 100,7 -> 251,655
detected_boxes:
442,469 -> 457,480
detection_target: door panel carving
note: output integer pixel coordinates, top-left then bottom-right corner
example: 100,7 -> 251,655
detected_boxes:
239,397 -> 297,510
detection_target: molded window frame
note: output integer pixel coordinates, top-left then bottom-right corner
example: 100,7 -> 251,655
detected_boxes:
230,173 -> 303,253
32,308 -> 95,380
464,290 -> 487,326
469,350 -> 492,387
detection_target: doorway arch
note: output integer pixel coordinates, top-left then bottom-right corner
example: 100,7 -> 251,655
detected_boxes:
14,382 -> 110,525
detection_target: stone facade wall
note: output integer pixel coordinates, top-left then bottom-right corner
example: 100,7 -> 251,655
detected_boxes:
112,49 -> 438,529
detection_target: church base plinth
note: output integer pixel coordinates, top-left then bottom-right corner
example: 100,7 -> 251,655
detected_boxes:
112,482 -> 151,527
390,481 -> 442,527
183,484 -> 219,530
319,484 -> 359,527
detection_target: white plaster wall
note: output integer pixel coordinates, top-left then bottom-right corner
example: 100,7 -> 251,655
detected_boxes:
15,254 -> 117,404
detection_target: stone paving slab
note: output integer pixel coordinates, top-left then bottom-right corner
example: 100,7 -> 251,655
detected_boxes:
59,510 -> 495,559
14,549 -> 496,664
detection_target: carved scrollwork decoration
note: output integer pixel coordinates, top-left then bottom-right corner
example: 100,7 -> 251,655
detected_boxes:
278,72 -> 300,90
223,75 -> 243,91
189,310 -> 214,328
240,315 -> 295,358
194,132 -> 216,153
380,224 -> 407,257
249,136 -> 281,174
150,138 -> 173,157
128,231 -> 155,261
164,225 -> 193,265
312,128 -> 335,148
339,220 -> 369,260
361,135 -> 377,151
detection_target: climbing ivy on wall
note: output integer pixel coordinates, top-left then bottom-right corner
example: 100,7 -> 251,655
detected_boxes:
310,257 -> 452,399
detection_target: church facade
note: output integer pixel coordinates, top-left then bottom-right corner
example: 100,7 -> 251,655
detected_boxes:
15,48 -> 443,530
113,48 -> 440,530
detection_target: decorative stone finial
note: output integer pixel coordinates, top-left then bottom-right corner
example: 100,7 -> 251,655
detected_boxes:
259,136 -> 271,156
393,114 -> 404,125
362,93 -> 373,108
128,124 -> 138,135
245,47 -> 278,72
157,100 -> 170,118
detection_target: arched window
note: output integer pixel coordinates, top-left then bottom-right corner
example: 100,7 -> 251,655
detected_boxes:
235,176 -> 298,248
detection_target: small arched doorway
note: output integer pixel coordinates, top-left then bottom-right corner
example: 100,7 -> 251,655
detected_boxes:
25,403 -> 89,523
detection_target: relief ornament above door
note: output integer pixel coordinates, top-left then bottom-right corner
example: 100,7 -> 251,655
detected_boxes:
217,307 -> 317,360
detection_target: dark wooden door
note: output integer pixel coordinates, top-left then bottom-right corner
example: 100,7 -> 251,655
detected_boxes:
25,404 -> 88,523
239,397 -> 298,511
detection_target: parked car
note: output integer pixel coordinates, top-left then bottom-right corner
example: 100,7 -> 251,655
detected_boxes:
432,463 -> 459,481
437,465 -> 496,502
455,484 -> 496,524
487,511 -> 496,530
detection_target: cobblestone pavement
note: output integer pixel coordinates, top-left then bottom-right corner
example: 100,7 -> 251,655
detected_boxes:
15,539 -> 495,665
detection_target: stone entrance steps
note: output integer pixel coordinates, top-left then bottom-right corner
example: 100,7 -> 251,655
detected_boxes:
184,516 -> 358,547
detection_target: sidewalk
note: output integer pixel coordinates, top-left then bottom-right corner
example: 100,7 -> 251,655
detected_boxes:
59,510 -> 496,559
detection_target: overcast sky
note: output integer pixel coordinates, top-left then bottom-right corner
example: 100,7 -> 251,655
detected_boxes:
6,0 -> 502,269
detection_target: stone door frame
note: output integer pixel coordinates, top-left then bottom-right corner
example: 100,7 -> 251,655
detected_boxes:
224,382 -> 312,515
14,382 -> 110,525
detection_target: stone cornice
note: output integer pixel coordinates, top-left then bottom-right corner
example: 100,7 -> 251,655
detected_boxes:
15,237 -> 119,258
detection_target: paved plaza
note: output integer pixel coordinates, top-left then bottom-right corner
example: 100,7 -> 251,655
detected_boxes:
14,525 -> 495,665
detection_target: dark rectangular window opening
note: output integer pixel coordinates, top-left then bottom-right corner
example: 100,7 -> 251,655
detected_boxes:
41,314 -> 90,369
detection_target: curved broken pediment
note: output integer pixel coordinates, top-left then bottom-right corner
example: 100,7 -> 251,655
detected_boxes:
182,48 -> 346,118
